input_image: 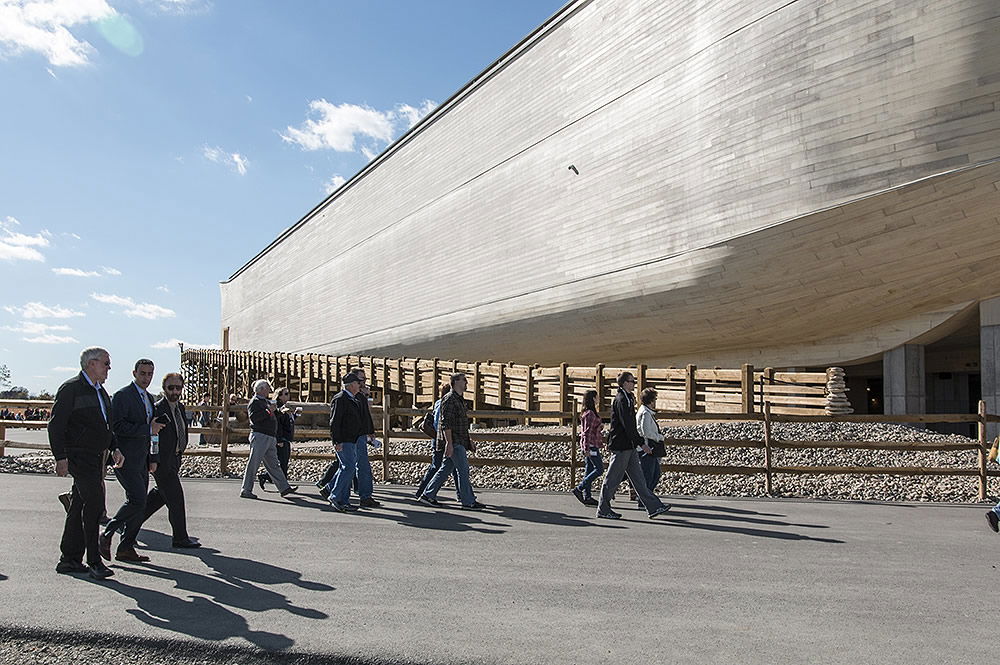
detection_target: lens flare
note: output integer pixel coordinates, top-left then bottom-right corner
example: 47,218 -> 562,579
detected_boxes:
97,15 -> 144,57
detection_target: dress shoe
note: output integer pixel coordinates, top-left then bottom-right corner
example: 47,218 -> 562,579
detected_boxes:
462,501 -> 486,511
98,532 -> 113,561
258,474 -> 268,491
649,505 -> 671,519
596,510 -> 622,520
57,492 -> 72,513
56,560 -> 89,574
240,491 -> 258,499
571,487 -> 587,505
419,495 -> 441,508
172,537 -> 201,549
359,497 -> 381,508
280,485 -> 298,497
88,563 -> 114,580
116,548 -> 150,563
988,511 -> 999,533
583,497 -> 599,506
319,486 -> 330,500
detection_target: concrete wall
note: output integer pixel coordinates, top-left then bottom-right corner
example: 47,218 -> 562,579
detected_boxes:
221,0 -> 1000,368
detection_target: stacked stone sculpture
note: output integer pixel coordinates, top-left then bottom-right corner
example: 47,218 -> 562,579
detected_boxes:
824,367 -> 853,415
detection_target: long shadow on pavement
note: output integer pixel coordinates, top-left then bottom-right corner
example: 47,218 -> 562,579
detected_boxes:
655,516 -> 844,543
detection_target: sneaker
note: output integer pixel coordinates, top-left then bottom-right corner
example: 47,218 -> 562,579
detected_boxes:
649,505 -> 671,519
359,497 -> 381,508
571,487 -> 587,505
988,511 -> 999,533
583,497 -> 599,507
596,510 -> 622,520
319,486 -> 330,500
329,498 -> 358,513
240,491 -> 258,499
56,560 -> 89,574
462,501 -> 486,511
280,486 -> 298,497
419,495 -> 441,508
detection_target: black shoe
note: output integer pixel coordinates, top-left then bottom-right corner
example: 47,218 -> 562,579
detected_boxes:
172,537 -> 201,549
988,511 -> 999,533
462,501 -> 486,511
88,563 -> 114,580
419,495 -> 441,508
583,497 -> 599,507
56,560 -> 89,574
649,505 -> 671,519
240,491 -> 258,499
280,485 -> 298,497
571,487 -> 587,505
329,498 -> 358,513
359,497 -> 381,508
99,514 -> 110,527
58,492 -> 72,513
98,532 -> 113,561
258,474 -> 267,491
596,510 -> 622,520
319,486 -> 330,500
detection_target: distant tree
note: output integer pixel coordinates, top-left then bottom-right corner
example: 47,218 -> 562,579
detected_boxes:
32,390 -> 54,401
0,364 -> 9,389
0,387 -> 29,400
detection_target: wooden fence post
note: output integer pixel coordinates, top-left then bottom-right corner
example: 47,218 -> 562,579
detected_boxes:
742,364 -> 754,414
525,364 -> 537,424
979,399 -> 988,501
559,363 -> 569,425
472,361 -> 482,423
219,393 -> 231,475
763,402 -> 774,496
595,363 -> 605,412
0,423 -> 5,458
570,398 -> 579,489
636,364 -> 647,400
431,358 -> 440,403
382,384 -> 392,482
685,364 -> 697,413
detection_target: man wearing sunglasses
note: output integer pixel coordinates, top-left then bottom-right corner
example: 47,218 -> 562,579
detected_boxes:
139,372 -> 200,549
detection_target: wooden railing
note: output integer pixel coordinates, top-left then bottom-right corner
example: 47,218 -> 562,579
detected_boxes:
3,398 -> 997,501
180,349 -> 850,418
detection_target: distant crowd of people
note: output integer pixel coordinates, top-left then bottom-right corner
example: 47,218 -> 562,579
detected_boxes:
48,347 -> 674,581
1,407 -> 49,421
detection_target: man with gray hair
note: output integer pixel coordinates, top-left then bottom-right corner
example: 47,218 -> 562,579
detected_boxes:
240,379 -> 297,499
49,347 -> 122,580
420,372 -> 485,510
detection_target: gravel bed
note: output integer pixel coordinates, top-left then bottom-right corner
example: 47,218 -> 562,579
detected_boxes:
3,423 -> 992,503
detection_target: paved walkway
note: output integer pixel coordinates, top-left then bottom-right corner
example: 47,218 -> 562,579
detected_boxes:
0,473 -> 995,664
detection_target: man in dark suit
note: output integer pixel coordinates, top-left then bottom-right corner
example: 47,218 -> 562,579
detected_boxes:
101,359 -> 164,563
49,347 -> 122,580
140,372 -> 200,548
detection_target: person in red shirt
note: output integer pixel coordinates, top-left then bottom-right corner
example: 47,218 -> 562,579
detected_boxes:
571,390 -> 604,507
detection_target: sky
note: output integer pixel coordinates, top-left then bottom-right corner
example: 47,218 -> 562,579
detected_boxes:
0,0 -> 566,395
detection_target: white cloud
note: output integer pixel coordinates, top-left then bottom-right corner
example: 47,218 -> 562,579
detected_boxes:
324,174 -> 346,195
0,0 -> 116,67
5,302 -> 85,319
203,145 -> 248,175
24,334 -> 78,344
52,366 -> 77,372
281,99 -> 437,157
90,292 -> 175,319
245,94 -> 252,103
151,337 -> 220,350
3,321 -> 71,334
0,216 -> 50,261
155,284 -> 169,293
52,267 -> 100,277
101,265 -> 120,275
139,0 -> 211,15
64,232 -> 81,240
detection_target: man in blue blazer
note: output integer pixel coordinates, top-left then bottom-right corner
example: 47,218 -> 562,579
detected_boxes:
101,359 -> 164,562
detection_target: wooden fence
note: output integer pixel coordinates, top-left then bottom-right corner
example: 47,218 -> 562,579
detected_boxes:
180,349 -> 849,419
3,397 -> 998,501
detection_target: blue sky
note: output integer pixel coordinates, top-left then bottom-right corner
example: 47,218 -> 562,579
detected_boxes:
0,0 -> 565,394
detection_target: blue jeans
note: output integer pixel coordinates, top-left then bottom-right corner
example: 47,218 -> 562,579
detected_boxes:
576,450 -> 604,499
328,435 -> 371,505
639,453 -> 661,496
416,446 -> 460,498
423,444 -> 476,506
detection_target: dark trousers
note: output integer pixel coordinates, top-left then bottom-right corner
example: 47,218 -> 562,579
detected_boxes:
415,447 -> 460,497
143,448 -> 188,543
260,440 -> 291,485
60,452 -> 106,565
637,453 -> 661,507
105,445 -> 149,550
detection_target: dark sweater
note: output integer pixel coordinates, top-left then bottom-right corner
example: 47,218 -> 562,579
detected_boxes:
247,395 -> 277,436
47,372 -> 114,460
607,388 -> 642,451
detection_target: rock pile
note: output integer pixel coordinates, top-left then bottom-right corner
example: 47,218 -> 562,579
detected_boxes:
824,367 -> 853,415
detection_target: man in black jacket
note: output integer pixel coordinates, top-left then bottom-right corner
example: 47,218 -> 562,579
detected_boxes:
325,372 -> 377,512
139,372 -> 200,548
49,347 -> 122,580
240,379 -> 296,499
596,371 -> 671,520
101,359 -> 164,563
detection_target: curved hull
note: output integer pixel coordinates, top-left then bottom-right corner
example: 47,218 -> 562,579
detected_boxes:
221,0 -> 1000,368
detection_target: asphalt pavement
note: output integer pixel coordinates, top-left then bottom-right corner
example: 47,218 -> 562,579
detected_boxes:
0,473 -> 996,664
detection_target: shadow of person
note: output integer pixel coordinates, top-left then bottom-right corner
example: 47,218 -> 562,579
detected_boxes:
138,532 -> 334,593
656,516 -> 844,543
117,562 -> 328,619
489,503 -> 628,529
663,508 -> 831,529
666,498 -> 785,517
337,503 -> 511,534
86,578 -> 294,650
0,573 -> 7,581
